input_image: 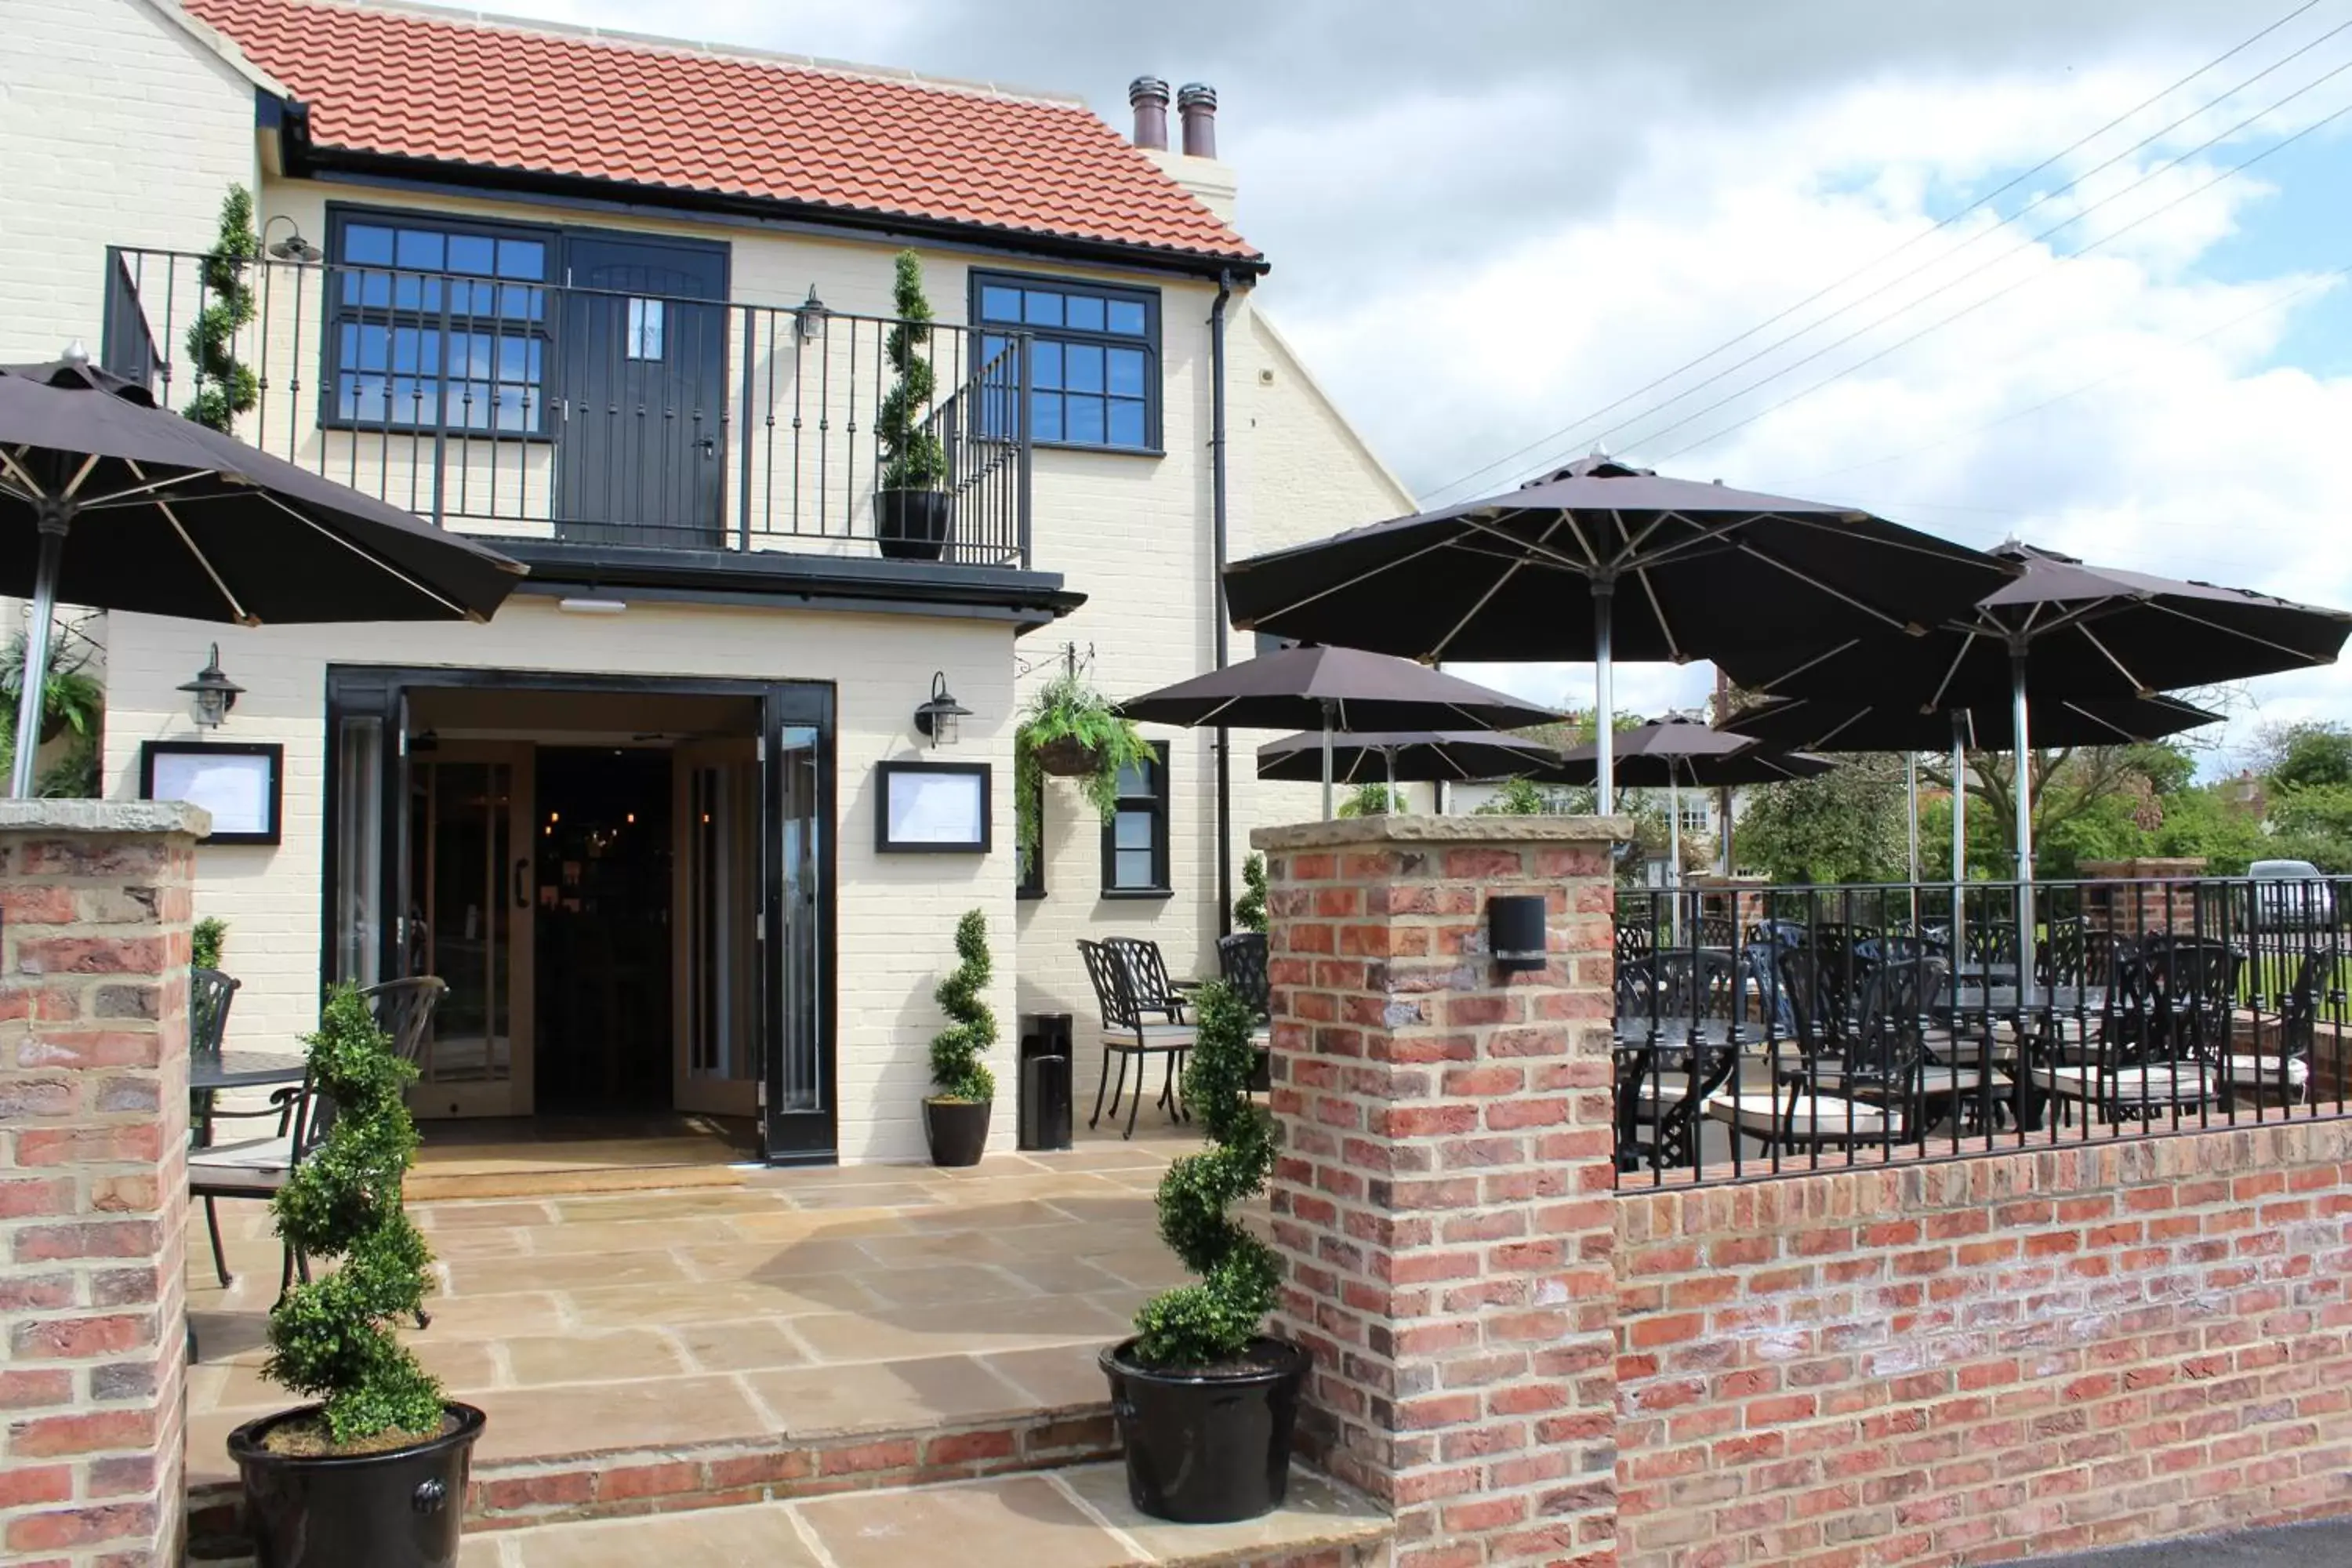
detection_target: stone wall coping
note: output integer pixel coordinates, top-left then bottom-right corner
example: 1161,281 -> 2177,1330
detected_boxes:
1250,812 -> 1632,851
2078,856 -> 2212,875
0,799 -> 212,837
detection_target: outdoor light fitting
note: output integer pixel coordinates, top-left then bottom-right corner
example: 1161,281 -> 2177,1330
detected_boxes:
263,216 -> 325,263
913,671 -> 971,748
557,597 -> 628,615
177,644 -> 244,730
794,285 -> 829,343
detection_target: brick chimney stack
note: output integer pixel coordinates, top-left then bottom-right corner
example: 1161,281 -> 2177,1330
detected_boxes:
1127,76 -> 1169,151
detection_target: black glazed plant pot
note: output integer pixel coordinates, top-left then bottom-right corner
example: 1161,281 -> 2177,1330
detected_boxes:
229,1403 -> 485,1568
924,1097 -> 991,1167
876,488 -> 953,561
1101,1336 -> 1308,1523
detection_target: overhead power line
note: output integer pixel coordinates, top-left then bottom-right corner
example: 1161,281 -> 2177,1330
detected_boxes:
1648,98 -> 2352,462
1417,0 -> 2336,503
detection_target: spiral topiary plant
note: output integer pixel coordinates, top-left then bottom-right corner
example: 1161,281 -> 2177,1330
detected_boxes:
1131,979 -> 1279,1367
878,250 -> 947,492
185,185 -> 260,434
1233,851 -> 1269,935
929,909 -> 997,1104
261,985 -> 443,1449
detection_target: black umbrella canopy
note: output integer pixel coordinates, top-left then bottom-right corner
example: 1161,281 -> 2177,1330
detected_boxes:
1723,693 -> 2224,753
1221,456 -> 2018,666
1723,541 -> 2352,706
1554,716 -> 1833,787
1118,644 -> 1561,732
0,358 -> 526,624
1256,729 -> 1580,785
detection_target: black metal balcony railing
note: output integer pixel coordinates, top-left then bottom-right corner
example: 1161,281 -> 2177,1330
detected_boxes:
1611,875 -> 2352,1190
102,246 -> 1033,568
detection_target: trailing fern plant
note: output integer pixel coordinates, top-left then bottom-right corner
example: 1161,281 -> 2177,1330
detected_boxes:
1233,852 -> 1269,935
1131,980 -> 1279,1367
877,250 -> 947,492
1014,670 -> 1154,858
929,909 -> 996,1104
185,186 -> 260,434
262,985 -> 443,1447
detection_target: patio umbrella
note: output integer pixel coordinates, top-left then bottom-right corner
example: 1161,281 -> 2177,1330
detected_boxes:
1255,729 -> 1581,800
1720,540 -> 2348,973
1550,715 -> 1831,883
0,354 -> 527,795
1120,645 -> 1561,818
1220,455 -> 2016,810
1724,692 -> 2223,898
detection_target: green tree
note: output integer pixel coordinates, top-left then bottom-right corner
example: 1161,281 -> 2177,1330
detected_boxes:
2267,722 -> 2352,792
1736,756 -> 1909,884
1338,782 -> 1400,817
1472,776 -> 1559,816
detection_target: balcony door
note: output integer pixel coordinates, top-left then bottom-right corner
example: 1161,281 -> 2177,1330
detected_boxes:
555,234 -> 729,546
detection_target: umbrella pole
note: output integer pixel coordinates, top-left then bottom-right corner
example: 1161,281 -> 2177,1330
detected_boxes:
1385,745 -> 1398,814
1950,712 -> 1968,960
1320,699 -> 1335,822
2010,649 -> 2036,990
9,507 -> 68,800
1906,751 -> 1920,927
1592,578 -> 1615,813
1668,766 -> 1682,946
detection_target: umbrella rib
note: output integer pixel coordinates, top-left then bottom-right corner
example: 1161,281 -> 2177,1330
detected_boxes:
1617,510 -> 1765,571
2057,699 -> 2135,744
78,471 -> 230,510
1432,517 -> 1566,660
2139,599 -> 2339,666
1925,632 -> 1978,711
1635,567 -> 1681,662
122,462 -> 255,626
256,492 -> 476,621
1748,638 -> 1862,695
1232,532 -> 1465,633
1460,513 -> 1597,576
0,446 -> 50,501
2068,621 -> 2153,695
1737,542 -> 1922,633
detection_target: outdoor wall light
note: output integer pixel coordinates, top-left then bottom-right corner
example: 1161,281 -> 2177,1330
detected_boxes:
178,644 -> 244,730
557,597 -> 627,615
1486,894 -> 1548,974
913,671 -> 971,748
794,285 -> 829,343
263,216 -> 325,263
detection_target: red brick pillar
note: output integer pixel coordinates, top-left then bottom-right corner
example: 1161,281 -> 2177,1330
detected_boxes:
1255,815 -> 1628,1568
2077,855 -> 2210,941
0,802 -> 205,1568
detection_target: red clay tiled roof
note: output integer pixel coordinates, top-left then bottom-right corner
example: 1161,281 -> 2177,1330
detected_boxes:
183,0 -> 1259,265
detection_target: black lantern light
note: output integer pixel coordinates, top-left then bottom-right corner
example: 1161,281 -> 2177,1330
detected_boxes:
913,671 -> 971,748
177,644 -> 245,730
794,285 -> 829,343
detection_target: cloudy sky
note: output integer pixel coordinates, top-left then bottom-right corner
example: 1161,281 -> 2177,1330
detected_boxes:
491,0 -> 2350,770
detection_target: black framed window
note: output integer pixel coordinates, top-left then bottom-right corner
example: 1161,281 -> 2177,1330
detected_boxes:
1017,768 -> 1046,899
972,270 -> 1160,452
328,211 -> 553,434
1102,741 -> 1171,896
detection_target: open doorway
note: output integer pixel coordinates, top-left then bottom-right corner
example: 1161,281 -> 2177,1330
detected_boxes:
535,746 -> 672,1113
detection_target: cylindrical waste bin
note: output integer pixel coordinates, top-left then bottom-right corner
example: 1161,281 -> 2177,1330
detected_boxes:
1018,1013 -> 1073,1151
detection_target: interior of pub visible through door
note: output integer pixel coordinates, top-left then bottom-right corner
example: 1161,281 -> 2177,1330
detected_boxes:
322,668 -> 836,1163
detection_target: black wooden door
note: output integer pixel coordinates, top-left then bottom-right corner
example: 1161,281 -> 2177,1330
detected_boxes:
555,234 -> 728,546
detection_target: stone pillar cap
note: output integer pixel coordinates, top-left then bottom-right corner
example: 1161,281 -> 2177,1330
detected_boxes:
1252,812 -> 1632,851
0,800 -> 212,837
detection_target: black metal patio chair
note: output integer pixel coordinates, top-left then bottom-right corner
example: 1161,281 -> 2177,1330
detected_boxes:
1216,931 -> 1272,1093
1614,949 -> 1742,1175
1078,939 -> 1196,1138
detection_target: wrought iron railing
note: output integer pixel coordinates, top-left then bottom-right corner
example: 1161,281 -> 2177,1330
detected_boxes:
101,246 -> 1033,568
1611,875 -> 2352,1189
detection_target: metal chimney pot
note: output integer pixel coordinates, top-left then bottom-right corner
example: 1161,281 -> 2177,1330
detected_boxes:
1128,76 -> 1171,151
1177,82 -> 1218,158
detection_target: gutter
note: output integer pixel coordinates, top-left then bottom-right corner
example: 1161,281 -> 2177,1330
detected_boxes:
1210,270 -> 1235,936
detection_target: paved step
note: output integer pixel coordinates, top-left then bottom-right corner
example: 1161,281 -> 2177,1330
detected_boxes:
191,1463 -> 1392,1568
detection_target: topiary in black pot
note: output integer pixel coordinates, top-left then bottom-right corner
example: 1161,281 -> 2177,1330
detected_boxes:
227,985 -> 482,1568
924,909 -> 996,1166
1099,978 -> 1305,1523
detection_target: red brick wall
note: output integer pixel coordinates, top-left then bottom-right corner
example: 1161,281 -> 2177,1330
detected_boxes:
1257,815 -> 1627,1568
1615,1123 -> 2352,1567
0,803 -> 205,1568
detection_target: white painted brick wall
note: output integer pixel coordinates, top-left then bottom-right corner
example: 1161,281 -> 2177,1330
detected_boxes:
0,0 -> 260,361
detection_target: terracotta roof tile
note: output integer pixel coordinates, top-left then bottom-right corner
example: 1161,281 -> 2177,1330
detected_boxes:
183,0 -> 1258,264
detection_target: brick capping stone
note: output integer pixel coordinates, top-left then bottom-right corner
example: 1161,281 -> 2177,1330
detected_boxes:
0,800 -> 205,1568
1254,812 -> 1632,1568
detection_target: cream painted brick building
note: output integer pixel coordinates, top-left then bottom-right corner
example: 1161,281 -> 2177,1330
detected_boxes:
2,0 -> 1412,1167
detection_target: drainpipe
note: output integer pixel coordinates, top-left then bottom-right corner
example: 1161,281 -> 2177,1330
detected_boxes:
1211,270 -> 1235,936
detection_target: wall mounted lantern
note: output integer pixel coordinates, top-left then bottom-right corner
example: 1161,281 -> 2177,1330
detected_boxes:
263,216 -> 325,263
177,644 -> 244,730
794,285 -> 829,343
913,671 -> 971,748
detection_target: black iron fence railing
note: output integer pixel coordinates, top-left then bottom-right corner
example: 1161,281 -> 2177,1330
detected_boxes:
1612,876 -> 2352,1189
101,246 -> 1033,568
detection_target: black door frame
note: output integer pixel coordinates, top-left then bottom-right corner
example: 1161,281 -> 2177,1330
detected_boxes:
321,665 -> 839,1163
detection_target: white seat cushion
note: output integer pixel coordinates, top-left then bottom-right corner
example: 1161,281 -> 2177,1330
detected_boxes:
2223,1056 -> 2310,1089
1706,1091 -> 1892,1141
188,1132 -> 297,1193
2031,1063 -> 2217,1102
1102,1024 -> 1196,1051
1249,1026 -> 1272,1048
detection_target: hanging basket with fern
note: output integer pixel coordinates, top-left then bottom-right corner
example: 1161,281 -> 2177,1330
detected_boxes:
1014,670 -> 1154,858
1031,734 -> 1100,777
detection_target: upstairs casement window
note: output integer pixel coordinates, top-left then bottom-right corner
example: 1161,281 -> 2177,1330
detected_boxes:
328,213 -> 552,435
1102,741 -> 1172,897
972,271 -> 1160,452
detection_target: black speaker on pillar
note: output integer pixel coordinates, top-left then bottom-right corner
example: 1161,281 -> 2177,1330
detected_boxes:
1487,894 -> 1548,973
